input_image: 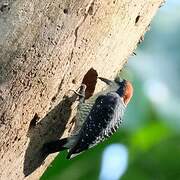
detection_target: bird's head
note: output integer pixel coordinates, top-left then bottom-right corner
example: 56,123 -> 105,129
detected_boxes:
98,77 -> 133,106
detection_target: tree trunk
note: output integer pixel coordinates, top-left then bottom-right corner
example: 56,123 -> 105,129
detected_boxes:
0,0 -> 164,179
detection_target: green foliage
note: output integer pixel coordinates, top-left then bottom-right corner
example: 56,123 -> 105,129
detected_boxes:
122,136 -> 180,180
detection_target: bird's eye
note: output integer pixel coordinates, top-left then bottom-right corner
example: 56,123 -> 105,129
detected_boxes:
119,78 -> 124,83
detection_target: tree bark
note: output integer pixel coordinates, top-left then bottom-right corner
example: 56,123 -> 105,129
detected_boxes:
0,0 -> 164,179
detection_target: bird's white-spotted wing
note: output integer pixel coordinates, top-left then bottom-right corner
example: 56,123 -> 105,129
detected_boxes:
67,92 -> 125,158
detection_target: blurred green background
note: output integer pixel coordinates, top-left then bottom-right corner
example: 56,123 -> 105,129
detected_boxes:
41,1 -> 180,180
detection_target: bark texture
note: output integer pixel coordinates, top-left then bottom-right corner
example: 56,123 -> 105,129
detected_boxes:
0,0 -> 164,179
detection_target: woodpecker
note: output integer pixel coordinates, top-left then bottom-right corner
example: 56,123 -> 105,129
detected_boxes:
43,76 -> 133,159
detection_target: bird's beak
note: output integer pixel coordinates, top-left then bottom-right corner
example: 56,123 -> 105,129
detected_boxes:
98,77 -> 113,85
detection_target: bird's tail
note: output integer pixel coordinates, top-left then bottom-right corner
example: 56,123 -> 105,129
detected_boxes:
42,138 -> 68,155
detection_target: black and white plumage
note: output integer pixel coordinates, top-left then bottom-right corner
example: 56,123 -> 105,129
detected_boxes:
43,76 -> 133,159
